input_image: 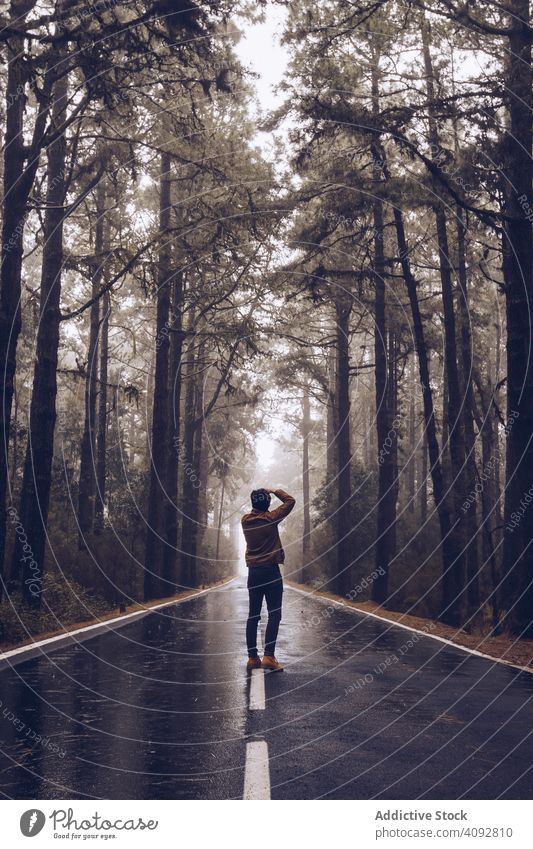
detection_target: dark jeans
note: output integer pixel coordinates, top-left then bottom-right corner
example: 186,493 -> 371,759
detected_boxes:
246,564 -> 283,658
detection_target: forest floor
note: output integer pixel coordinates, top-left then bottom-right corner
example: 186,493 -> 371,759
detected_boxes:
0,578 -> 230,654
287,580 -> 533,671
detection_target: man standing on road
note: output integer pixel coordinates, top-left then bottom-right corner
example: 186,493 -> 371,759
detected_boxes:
241,487 -> 296,672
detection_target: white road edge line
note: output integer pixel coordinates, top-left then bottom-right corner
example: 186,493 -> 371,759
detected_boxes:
287,584 -> 533,676
0,577 -> 237,662
243,740 -> 271,799
249,668 -> 266,710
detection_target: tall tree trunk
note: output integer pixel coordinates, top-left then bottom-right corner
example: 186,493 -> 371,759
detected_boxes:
390,184 -> 462,625
472,385 -> 500,629
420,426 -> 428,524
493,320 -> 503,535
77,182 -> 106,544
94,289 -> 110,535
9,385 -> 19,491
441,367 -> 449,476
407,355 -> 416,513
367,394 -> 376,469
421,16 -> 466,624
371,54 -> 397,603
162,269 -> 184,589
326,347 -> 336,480
372,190 -> 395,602
456,208 -> 480,615
333,290 -> 352,598
301,383 -> 311,582
501,0 -> 533,637
0,3 -> 44,597
215,471 -> 227,562
180,313 -> 198,588
10,69 -> 68,605
388,330 -> 399,552
128,407 -> 136,469
197,425 -> 209,528
181,382 -> 203,588
144,150 -> 172,601
190,413 -> 205,580
182,329 -> 208,588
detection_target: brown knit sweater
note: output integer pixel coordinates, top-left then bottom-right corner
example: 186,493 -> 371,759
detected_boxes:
241,489 -> 296,567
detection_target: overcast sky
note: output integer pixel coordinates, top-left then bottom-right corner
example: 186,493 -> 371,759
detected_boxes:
229,8 -> 292,486
234,6 -> 289,125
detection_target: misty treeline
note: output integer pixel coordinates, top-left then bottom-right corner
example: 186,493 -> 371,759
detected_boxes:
0,0 -> 532,642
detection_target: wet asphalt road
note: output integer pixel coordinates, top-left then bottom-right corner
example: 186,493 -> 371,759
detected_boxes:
0,577 -> 532,800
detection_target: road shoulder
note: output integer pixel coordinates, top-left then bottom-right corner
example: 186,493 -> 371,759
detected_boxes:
286,580 -> 533,674
0,577 -> 236,669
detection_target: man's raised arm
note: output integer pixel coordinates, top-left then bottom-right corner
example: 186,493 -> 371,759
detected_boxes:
265,488 -> 296,523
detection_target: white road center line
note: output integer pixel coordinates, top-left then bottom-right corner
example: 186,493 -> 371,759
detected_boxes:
243,741 -> 271,800
249,668 -> 265,710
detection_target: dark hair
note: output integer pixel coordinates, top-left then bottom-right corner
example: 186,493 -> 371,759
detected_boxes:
251,489 -> 271,511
